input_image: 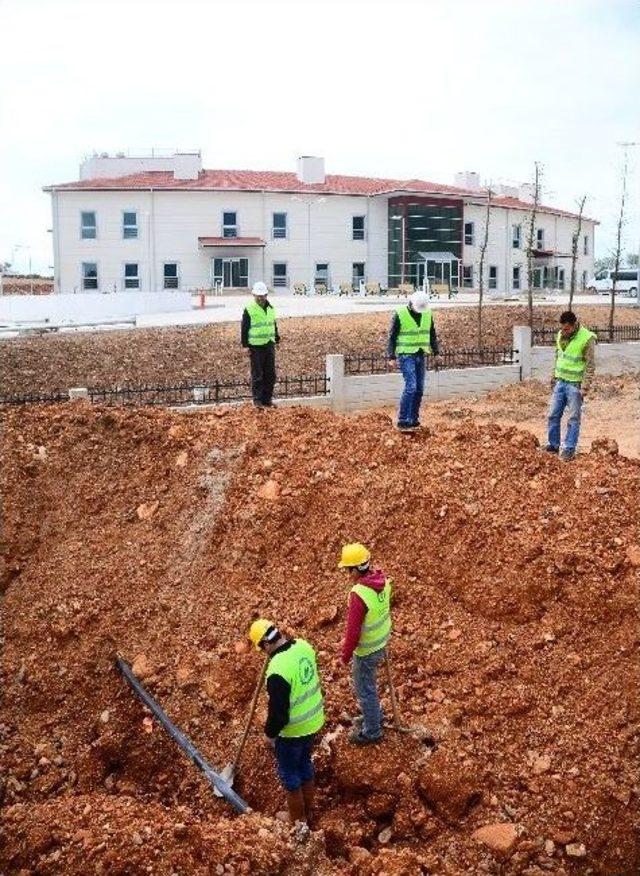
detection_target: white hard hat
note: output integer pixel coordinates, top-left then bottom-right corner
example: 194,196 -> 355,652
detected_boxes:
410,290 -> 429,313
252,281 -> 269,297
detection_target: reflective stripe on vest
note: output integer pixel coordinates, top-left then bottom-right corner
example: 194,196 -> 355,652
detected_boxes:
247,301 -> 276,346
554,325 -> 596,383
266,639 -> 325,738
352,579 -> 392,657
395,306 -> 432,355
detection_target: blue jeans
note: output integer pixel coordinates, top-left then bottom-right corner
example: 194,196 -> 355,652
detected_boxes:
352,647 -> 386,739
274,734 -> 316,791
397,353 -> 426,426
547,379 -> 583,452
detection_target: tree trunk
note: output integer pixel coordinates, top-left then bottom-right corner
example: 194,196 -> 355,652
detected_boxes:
525,163 -> 541,329
609,154 -> 628,338
569,195 -> 586,312
477,187 -> 492,348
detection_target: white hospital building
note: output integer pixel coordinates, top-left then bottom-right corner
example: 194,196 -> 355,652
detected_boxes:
45,151 -> 596,296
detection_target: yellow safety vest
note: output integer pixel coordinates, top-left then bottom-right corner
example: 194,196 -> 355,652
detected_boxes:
395,307 -> 432,355
246,301 -> 276,346
554,325 -> 596,383
351,579 -> 392,657
266,639 -> 325,738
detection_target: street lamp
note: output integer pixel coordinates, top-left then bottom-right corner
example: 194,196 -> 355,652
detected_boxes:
390,212 -> 406,285
291,196 -> 326,291
617,142 -> 640,307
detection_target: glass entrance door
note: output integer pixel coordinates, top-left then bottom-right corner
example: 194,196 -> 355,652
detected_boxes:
213,258 -> 249,288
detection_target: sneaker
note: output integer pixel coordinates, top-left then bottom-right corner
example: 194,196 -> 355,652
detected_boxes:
396,423 -> 418,432
253,401 -> 266,409
348,729 -> 383,746
544,444 -> 559,454
560,449 -> 576,461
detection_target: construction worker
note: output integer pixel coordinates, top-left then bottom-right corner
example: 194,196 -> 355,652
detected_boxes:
338,543 -> 392,745
387,289 -> 440,431
241,281 -> 280,408
248,619 -> 324,825
546,310 -> 596,461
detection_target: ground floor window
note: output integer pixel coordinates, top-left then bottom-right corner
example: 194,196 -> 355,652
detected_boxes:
124,263 -> 140,290
82,262 -> 98,290
164,263 -> 179,289
272,262 -> 288,287
556,267 -> 565,290
212,258 -> 248,288
512,265 -> 521,290
489,266 -> 498,290
582,270 -> 587,290
315,262 -> 330,287
462,265 -> 473,288
352,262 -> 365,287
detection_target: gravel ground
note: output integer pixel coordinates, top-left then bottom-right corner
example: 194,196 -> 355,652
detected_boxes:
1,304 -> 639,395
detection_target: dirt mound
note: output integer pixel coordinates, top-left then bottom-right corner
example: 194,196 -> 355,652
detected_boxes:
2,304 -> 639,395
1,403 -> 639,874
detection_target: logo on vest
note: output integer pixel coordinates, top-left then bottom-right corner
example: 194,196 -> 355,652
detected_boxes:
377,591 -> 387,603
298,656 -> 314,686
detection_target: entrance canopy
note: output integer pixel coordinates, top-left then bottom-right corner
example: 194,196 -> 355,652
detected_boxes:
198,237 -> 265,247
418,251 -> 459,263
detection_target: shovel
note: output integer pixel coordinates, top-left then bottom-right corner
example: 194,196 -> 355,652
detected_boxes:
214,657 -> 268,794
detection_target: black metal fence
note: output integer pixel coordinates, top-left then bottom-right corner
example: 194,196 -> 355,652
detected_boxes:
0,389 -> 70,406
532,325 -> 640,346
344,347 -> 519,375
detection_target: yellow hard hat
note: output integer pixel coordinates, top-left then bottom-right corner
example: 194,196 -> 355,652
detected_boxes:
248,618 -> 275,650
338,543 -> 371,569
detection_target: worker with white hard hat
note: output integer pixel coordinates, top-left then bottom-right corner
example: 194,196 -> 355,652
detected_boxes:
241,281 -> 280,408
387,289 -> 440,431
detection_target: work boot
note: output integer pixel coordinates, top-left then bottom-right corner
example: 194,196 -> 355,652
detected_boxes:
544,444 -> 559,454
348,729 -> 383,746
560,448 -> 576,461
286,789 -> 307,825
300,779 -> 315,826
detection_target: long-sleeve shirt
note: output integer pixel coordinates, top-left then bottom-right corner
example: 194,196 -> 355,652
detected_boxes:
387,308 -> 439,358
264,640 -> 293,738
341,569 -> 388,663
241,301 -> 280,348
552,330 -> 596,392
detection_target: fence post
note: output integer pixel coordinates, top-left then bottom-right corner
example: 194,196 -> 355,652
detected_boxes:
326,354 -> 345,412
513,326 -> 532,380
68,387 -> 89,401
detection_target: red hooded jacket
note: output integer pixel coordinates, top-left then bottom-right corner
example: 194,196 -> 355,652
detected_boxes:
341,568 -> 388,664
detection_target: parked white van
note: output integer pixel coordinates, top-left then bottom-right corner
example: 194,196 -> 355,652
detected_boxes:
587,269 -> 638,297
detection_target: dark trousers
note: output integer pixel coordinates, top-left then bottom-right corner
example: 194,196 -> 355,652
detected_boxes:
249,343 -> 276,405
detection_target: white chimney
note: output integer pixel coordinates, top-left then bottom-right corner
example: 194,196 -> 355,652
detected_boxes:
519,183 -> 535,203
494,183 -> 519,198
173,152 -> 202,180
79,150 -> 202,181
454,171 -> 481,191
297,156 -> 325,185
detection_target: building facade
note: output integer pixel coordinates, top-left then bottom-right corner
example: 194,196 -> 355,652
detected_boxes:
45,153 -> 596,296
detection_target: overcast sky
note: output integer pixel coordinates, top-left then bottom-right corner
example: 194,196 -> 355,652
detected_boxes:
1,0 -> 639,273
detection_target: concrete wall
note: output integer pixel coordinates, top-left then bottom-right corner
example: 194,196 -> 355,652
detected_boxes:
0,291 -> 192,326
530,341 -> 640,379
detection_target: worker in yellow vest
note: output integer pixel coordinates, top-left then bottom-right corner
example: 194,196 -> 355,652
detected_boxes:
241,281 -> 280,408
387,290 -> 440,431
338,543 -> 392,745
546,311 -> 596,461
248,619 -> 324,825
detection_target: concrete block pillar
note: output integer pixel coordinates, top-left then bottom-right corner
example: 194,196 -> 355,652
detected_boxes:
326,354 -> 345,412
513,325 -> 532,380
68,387 -> 89,400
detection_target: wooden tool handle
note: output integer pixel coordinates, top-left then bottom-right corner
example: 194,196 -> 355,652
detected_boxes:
385,650 -> 402,729
232,658 -> 268,769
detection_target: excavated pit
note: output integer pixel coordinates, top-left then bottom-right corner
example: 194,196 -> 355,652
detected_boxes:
1,403 -> 639,875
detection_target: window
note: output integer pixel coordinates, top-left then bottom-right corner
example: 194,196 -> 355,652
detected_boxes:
81,211 -> 96,239
462,265 -> 473,288
82,262 -> 98,290
272,262 -> 288,287
352,216 -> 365,241
272,212 -> 287,239
124,263 -> 139,289
488,266 -> 498,290
163,263 -> 179,289
512,265 -> 521,290
123,211 -> 138,239
222,211 -> 237,238
536,228 -> 545,250
464,221 -> 475,246
583,234 -> 589,256
512,224 -> 522,249
533,268 -> 542,289
352,262 -> 365,287
315,263 -> 330,286
582,270 -> 587,290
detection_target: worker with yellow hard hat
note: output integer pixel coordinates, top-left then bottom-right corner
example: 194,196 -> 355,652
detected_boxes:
338,543 -> 392,745
248,618 -> 324,825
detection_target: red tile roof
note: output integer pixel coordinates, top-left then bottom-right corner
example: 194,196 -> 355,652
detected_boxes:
43,169 -> 591,220
198,236 -> 265,247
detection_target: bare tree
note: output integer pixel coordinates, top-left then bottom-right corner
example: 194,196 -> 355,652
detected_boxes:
477,186 -> 492,347
609,150 -> 629,337
568,194 -> 587,312
524,162 -> 542,329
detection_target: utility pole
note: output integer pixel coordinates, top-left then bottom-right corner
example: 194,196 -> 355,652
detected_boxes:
617,143 -> 640,306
